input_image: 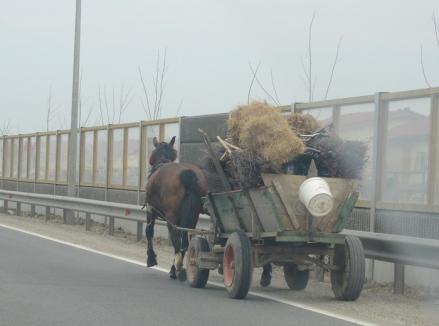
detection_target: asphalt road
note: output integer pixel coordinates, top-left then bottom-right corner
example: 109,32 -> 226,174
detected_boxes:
0,226 -> 355,326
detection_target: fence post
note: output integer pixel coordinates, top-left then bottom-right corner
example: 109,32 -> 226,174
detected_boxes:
137,221 -> 143,241
109,216 -> 114,235
85,212 -> 91,231
394,263 -> 405,295
16,202 -> 21,216
367,92 -> 388,281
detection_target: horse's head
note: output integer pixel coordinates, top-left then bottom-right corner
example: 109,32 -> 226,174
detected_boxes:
149,136 -> 177,166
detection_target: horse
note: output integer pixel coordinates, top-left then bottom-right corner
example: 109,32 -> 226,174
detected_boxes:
144,136 -> 208,281
144,136 -> 273,286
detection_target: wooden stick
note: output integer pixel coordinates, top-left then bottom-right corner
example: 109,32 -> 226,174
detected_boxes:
216,136 -> 232,154
223,140 -> 241,150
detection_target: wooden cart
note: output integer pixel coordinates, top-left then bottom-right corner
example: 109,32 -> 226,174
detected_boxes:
185,132 -> 365,300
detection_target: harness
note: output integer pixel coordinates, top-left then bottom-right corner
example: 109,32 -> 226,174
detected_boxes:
141,159 -> 171,224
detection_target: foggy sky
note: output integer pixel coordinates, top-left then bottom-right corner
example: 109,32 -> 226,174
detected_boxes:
1,0 -> 439,134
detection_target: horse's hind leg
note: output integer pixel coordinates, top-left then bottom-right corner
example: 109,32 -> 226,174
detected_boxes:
168,224 -> 188,281
145,211 -> 157,267
168,224 -> 179,280
260,263 -> 272,287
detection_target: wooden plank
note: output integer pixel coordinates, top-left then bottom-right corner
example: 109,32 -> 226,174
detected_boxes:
271,179 -> 300,229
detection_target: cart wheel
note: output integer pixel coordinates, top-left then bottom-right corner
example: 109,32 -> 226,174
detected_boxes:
186,237 -> 210,288
223,231 -> 253,299
283,264 -> 309,290
330,235 -> 365,301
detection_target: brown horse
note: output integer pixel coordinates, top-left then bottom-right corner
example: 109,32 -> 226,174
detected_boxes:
145,136 -> 208,281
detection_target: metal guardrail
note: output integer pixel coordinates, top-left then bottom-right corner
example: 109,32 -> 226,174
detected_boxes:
1,189 -> 439,294
343,229 -> 439,270
0,189 -> 153,241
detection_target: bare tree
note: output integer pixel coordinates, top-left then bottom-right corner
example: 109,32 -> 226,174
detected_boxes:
247,62 -> 261,104
420,45 -> 432,88
0,120 -> 11,136
419,12 -> 439,88
324,37 -> 343,100
138,49 -> 168,120
433,13 -> 439,46
301,11 -> 343,102
248,63 -> 281,106
97,84 -> 133,125
45,86 -> 62,131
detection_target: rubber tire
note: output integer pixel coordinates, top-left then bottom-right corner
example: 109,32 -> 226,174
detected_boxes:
186,237 -> 210,288
330,235 -> 365,301
223,231 -> 253,299
283,264 -> 309,290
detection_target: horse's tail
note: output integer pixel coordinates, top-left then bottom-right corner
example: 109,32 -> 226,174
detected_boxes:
178,170 -> 202,230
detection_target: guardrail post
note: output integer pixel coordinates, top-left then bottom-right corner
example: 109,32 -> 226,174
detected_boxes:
45,206 -> 50,221
63,209 -> 67,223
3,200 -> 8,214
136,221 -> 143,241
30,204 -> 36,217
394,263 -> 405,295
85,213 -> 91,231
109,217 -> 114,235
16,202 -> 21,216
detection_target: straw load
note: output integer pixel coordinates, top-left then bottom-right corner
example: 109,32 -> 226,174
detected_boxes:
286,113 -> 321,136
200,100 -> 368,191
228,101 -> 305,167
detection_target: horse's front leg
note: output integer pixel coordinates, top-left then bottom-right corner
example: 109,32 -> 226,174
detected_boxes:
145,211 -> 157,267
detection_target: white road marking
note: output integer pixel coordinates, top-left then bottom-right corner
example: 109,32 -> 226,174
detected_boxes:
0,223 -> 375,326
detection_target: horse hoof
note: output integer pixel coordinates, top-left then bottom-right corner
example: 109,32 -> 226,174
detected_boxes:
169,266 -> 177,280
218,265 -> 223,275
177,269 -> 187,282
260,274 -> 272,287
147,256 -> 158,267
146,249 -> 157,267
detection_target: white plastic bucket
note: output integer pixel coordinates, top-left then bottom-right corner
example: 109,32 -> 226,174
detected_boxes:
298,177 -> 334,217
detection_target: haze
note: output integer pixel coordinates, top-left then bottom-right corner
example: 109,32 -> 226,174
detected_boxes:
1,0 -> 438,133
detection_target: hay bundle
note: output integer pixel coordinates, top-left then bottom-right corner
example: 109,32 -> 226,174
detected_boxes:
228,101 -> 280,145
286,113 -> 321,136
228,101 -> 305,168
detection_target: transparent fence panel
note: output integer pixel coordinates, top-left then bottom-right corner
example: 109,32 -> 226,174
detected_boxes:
0,139 -> 3,176
301,107 -> 333,126
126,127 -> 139,186
143,125 -> 159,177
47,135 -> 56,181
164,123 -> 180,161
95,130 -> 107,185
21,138 -> 28,179
339,103 -> 375,200
29,137 -> 36,179
382,97 -> 430,204
12,138 -> 18,178
38,136 -> 47,180
58,134 -> 68,182
4,138 -> 11,177
111,129 -> 124,185
81,131 -> 94,184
